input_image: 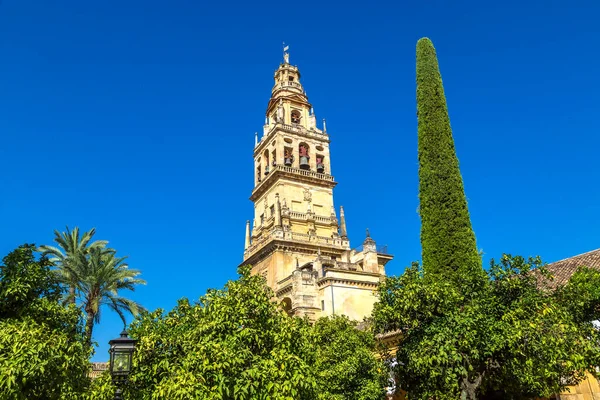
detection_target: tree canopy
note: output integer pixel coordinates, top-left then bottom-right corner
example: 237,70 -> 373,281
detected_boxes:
89,266 -> 388,400
373,255 -> 600,400
416,37 -> 481,286
40,227 -> 145,347
0,244 -> 91,399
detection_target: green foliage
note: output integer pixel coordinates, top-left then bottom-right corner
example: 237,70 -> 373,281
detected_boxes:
0,245 -> 90,399
312,316 -> 388,400
555,266 -> 600,323
40,227 -> 146,347
416,37 -> 481,285
38,227 -> 108,305
89,266 -> 387,400
78,247 -> 146,346
373,255 -> 600,400
85,372 -> 114,400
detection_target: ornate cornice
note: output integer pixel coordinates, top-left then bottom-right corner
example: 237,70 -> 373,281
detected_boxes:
254,123 -> 329,156
241,238 -> 348,268
250,165 -> 336,202
316,276 -> 380,289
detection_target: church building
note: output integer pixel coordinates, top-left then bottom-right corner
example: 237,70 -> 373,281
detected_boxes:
240,49 -> 393,321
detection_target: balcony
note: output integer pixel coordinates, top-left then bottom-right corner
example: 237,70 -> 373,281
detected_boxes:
251,164 -> 336,200
287,211 -> 334,225
272,81 -> 304,91
244,229 -> 349,260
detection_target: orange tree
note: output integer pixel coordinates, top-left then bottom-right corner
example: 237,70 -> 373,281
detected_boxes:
0,245 -> 91,399
89,266 -> 388,400
373,255 -> 600,400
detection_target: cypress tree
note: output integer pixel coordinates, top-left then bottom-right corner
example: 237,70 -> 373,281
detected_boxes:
416,38 -> 482,283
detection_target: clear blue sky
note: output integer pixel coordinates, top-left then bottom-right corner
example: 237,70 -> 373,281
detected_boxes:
1,0 -> 598,360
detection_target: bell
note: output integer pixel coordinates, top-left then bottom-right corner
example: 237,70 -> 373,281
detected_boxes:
284,158 -> 293,167
299,156 -> 310,170
317,164 -> 325,173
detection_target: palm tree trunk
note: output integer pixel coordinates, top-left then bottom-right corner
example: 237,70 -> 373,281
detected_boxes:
68,285 -> 76,305
85,310 -> 95,348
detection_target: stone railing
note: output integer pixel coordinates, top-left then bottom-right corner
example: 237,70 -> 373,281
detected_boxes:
315,215 -> 332,224
277,165 -> 334,181
272,81 -> 303,91
253,164 -> 335,195
245,229 -> 348,259
287,211 -> 335,225
261,122 -> 327,140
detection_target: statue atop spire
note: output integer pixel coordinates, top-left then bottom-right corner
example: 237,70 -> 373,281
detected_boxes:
283,43 -> 290,64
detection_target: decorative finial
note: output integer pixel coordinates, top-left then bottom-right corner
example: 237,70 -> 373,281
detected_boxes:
283,42 -> 290,64
339,206 -> 348,239
366,228 -> 370,238
323,118 -> 327,133
254,132 -> 258,146
245,220 -> 251,250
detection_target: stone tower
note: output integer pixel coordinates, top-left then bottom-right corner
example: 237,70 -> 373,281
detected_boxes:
241,49 -> 393,321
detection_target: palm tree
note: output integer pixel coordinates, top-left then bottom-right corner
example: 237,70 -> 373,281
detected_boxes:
38,227 -> 108,305
78,247 -> 146,346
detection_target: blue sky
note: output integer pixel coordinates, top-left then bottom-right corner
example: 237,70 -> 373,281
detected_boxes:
1,0 -> 598,360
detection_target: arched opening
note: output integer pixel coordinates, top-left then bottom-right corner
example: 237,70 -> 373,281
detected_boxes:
281,297 -> 293,316
291,110 -> 301,124
256,157 -> 262,183
316,154 -> 325,173
299,143 -> 310,170
263,150 -> 270,175
284,146 -> 294,167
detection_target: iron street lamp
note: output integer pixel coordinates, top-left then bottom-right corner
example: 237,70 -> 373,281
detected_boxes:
108,330 -> 137,400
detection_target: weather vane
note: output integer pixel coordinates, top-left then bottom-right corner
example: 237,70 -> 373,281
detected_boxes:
283,42 -> 289,64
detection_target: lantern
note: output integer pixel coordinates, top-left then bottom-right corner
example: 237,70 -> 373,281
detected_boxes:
108,330 -> 137,399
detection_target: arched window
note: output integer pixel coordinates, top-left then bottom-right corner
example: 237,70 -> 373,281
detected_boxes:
316,155 -> 325,173
291,110 -> 301,124
263,150 -> 270,175
284,147 -> 294,167
299,143 -> 310,170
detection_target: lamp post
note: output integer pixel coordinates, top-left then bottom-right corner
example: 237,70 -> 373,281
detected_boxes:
108,330 -> 137,400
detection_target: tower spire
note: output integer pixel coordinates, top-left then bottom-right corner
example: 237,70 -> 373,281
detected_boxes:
339,206 -> 348,239
244,220 -> 251,250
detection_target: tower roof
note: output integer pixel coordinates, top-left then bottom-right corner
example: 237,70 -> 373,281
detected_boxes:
266,53 -> 311,117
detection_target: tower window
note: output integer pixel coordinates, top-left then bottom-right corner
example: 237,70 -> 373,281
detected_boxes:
284,147 -> 294,167
321,300 -> 325,311
289,76 -> 295,82
270,205 -> 275,218
316,155 -> 325,173
291,110 -> 301,124
299,143 -> 310,170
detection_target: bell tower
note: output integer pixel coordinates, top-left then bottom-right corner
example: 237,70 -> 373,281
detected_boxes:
241,48 -> 393,321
